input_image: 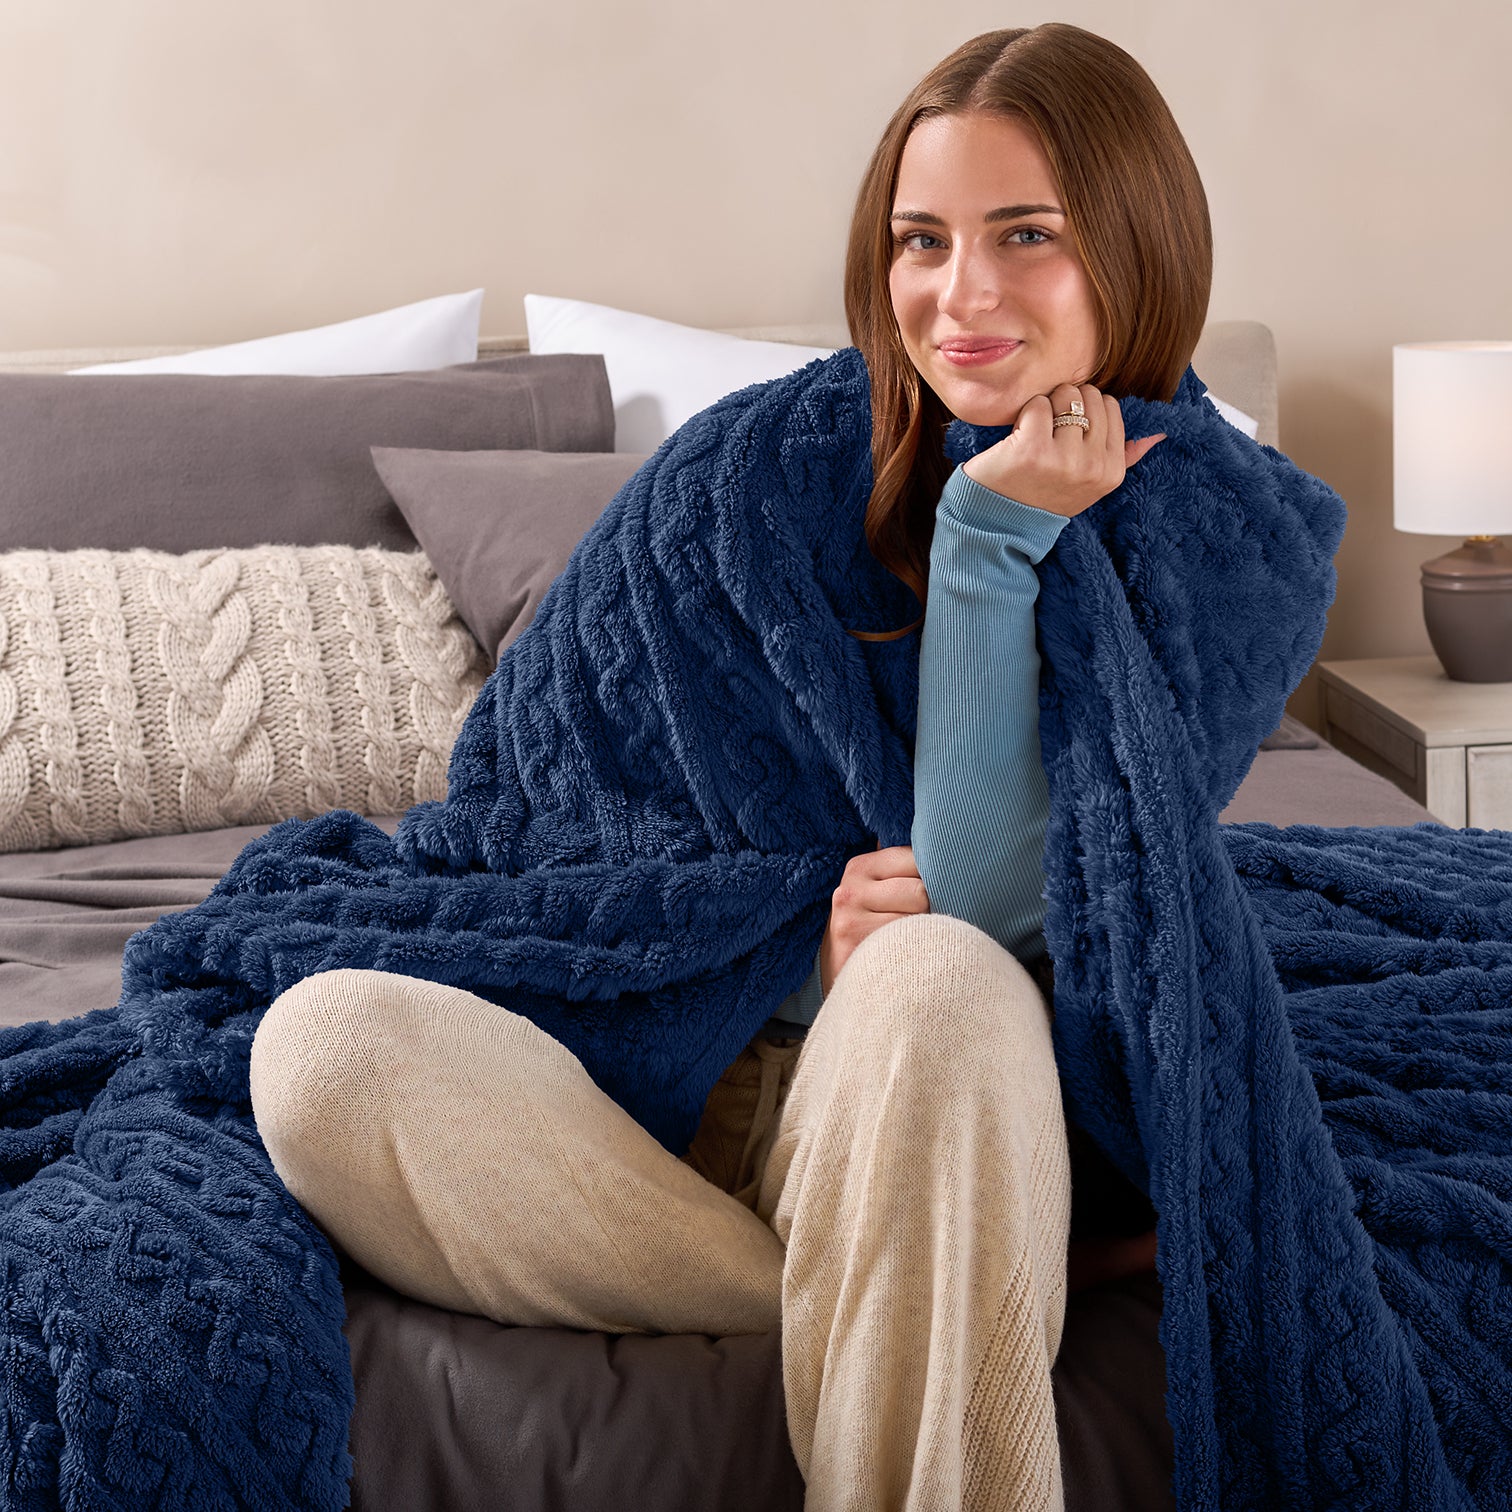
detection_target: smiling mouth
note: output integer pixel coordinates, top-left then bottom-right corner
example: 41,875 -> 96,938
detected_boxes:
938,339 -> 1020,351
938,341 -> 1022,364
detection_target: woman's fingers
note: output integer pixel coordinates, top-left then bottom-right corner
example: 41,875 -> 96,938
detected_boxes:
866,876 -> 931,914
1018,390 -> 1054,443
1125,432 -> 1168,466
1085,384 -> 1110,462
962,381 -> 1157,519
870,842 -> 922,874
1048,383 -> 1088,448
854,843 -> 929,914
862,847 -> 930,912
1105,390 -> 1125,467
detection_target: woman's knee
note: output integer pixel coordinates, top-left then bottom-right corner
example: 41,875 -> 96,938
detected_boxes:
827,913 -> 1054,1063
250,969 -> 560,1155
250,969 -> 392,1161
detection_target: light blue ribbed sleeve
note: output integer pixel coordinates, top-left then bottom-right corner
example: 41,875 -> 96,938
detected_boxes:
910,462 -> 1067,964
761,461 -> 1065,1037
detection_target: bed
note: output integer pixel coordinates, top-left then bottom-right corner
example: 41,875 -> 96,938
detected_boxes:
0,320 -> 1430,1510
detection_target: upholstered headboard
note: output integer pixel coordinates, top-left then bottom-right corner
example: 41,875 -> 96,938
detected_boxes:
0,318 -> 1278,447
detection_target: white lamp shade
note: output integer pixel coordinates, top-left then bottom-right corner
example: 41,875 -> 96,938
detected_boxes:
1394,341 -> 1512,535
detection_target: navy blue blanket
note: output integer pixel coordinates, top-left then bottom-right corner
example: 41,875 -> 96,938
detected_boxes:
0,345 -> 1506,1509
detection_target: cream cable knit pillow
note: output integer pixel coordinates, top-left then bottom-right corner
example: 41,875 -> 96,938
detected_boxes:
0,546 -> 490,853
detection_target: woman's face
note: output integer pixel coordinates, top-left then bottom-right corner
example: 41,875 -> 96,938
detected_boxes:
889,111 -> 1101,427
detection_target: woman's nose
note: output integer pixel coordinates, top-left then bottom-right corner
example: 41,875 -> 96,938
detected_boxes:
936,247 -> 1002,319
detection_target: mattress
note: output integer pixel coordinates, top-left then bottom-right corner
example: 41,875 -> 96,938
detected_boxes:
0,723 -> 1437,1510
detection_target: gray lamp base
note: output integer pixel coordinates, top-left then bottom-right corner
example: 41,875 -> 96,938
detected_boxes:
1421,537 -> 1512,683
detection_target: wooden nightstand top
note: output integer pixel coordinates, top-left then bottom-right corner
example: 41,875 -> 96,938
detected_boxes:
1318,655 -> 1512,746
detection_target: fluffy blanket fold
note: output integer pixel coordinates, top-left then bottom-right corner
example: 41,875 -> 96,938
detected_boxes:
0,345 -> 1506,1509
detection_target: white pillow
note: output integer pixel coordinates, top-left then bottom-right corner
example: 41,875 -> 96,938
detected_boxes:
1207,392 -> 1259,438
523,293 -> 835,453
68,289 -> 485,376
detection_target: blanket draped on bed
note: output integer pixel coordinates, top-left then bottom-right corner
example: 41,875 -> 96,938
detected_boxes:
0,344 -> 1506,1510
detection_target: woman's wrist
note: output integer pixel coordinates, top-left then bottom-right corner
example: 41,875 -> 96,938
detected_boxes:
943,463 -> 1069,560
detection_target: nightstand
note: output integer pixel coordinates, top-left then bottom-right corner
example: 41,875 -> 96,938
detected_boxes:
1318,654 -> 1512,828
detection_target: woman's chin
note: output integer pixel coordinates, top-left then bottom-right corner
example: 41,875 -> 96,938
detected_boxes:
944,395 -> 1019,429
932,374 -> 1020,429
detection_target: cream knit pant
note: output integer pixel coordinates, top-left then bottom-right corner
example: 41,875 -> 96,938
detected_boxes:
249,912 -> 1072,1511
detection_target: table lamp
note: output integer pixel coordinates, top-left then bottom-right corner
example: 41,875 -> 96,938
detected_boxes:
1394,340 -> 1512,682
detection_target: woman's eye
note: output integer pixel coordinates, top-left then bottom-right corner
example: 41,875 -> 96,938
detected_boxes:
892,227 -> 1052,252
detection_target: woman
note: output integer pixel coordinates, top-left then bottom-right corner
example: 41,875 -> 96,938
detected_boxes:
251,22 -> 1203,1510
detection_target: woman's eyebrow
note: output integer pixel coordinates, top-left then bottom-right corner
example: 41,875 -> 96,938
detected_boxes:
890,205 -> 1065,225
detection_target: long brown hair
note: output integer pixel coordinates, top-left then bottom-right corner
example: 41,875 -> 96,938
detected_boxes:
843,23 -> 1213,641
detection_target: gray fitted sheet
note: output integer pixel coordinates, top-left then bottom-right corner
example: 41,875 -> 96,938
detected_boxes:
0,733 -> 1440,1511
0,814 -> 403,1029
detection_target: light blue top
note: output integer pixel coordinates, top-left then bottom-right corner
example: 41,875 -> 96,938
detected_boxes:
761,461 -> 1068,1038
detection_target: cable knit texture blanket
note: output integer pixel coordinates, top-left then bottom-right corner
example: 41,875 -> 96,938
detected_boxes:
0,345 -> 1506,1509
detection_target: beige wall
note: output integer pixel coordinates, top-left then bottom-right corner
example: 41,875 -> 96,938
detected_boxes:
2,0 -> 1509,730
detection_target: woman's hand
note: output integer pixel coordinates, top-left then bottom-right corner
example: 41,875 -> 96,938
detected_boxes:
961,380 -> 1167,520
819,840 -> 930,997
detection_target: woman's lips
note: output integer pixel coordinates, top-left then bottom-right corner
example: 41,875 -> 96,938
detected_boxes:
939,341 -> 1022,367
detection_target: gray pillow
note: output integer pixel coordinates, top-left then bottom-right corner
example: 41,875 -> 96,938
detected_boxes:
371,447 -> 650,661
0,355 -> 613,553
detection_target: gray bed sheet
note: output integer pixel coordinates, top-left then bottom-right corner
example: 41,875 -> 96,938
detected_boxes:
0,728 -> 1441,1511
0,815 -> 405,1028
